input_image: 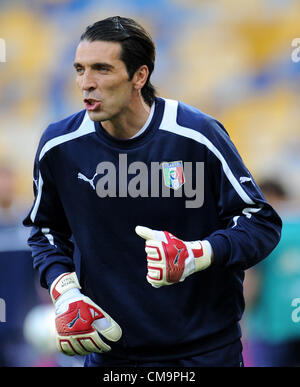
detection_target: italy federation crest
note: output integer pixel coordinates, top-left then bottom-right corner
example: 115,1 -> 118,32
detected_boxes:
162,161 -> 185,190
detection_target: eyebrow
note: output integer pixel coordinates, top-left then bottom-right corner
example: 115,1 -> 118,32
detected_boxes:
73,62 -> 114,70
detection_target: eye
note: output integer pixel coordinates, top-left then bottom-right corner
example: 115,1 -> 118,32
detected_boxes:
75,66 -> 84,74
94,64 -> 111,73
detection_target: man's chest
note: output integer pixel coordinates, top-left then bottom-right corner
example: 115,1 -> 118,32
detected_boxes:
50,135 -> 208,211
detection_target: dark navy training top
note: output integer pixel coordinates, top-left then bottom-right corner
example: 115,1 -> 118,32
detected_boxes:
23,97 -> 282,361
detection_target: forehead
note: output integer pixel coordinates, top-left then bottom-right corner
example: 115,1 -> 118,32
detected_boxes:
75,40 -> 123,65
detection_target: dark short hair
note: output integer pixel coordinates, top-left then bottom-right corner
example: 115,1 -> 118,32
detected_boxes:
80,16 -> 156,106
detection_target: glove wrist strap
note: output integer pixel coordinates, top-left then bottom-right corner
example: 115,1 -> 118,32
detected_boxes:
191,240 -> 212,272
50,272 -> 81,304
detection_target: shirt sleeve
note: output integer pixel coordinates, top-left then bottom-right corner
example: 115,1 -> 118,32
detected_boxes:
23,137 -> 75,289
203,118 -> 282,270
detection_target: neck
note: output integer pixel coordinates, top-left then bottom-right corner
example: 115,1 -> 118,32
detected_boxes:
101,94 -> 151,140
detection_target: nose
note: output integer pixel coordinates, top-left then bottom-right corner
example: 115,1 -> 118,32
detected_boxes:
79,69 -> 97,92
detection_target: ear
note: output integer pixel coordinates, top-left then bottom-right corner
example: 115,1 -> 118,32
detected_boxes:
132,65 -> 149,91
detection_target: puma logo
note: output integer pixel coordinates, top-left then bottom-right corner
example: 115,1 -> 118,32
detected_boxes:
67,309 -> 87,329
173,246 -> 184,265
77,172 -> 98,190
239,176 -> 252,184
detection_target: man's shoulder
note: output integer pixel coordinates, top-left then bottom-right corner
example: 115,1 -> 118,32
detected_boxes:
160,98 -> 229,138
36,110 -> 93,160
42,109 -> 87,143
177,100 -> 221,133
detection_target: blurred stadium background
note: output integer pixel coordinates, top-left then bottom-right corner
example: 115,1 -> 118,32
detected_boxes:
0,0 -> 300,367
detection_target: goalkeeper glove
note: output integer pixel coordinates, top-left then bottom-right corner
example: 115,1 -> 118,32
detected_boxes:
50,272 -> 122,356
135,226 -> 213,288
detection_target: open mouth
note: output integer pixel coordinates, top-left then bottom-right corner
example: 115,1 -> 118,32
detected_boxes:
84,99 -> 101,111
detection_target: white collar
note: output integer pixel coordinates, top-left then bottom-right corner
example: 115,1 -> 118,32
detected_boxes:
130,102 -> 155,139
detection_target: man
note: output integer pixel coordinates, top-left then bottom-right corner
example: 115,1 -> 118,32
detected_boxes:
23,16 -> 282,367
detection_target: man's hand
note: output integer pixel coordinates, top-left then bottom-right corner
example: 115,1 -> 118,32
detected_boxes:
50,272 -> 122,356
135,226 -> 212,288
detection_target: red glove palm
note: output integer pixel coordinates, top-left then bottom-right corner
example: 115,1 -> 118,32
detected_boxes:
50,272 -> 122,356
